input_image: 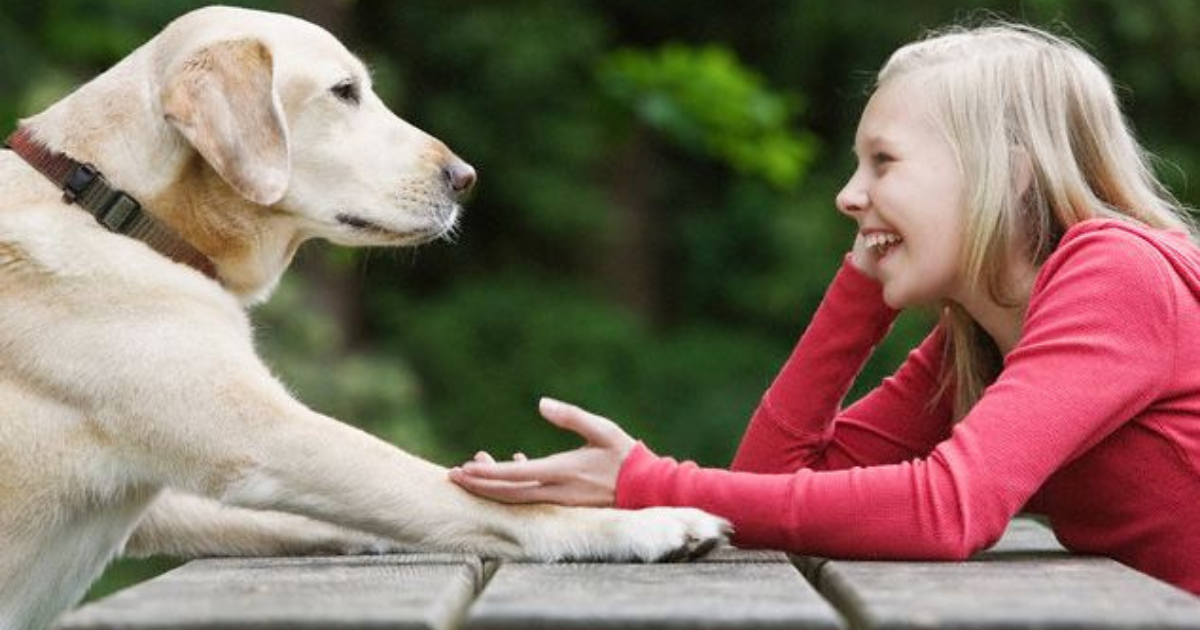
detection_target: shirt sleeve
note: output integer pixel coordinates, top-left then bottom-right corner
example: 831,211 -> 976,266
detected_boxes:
617,230 -> 1177,559
732,255 -> 952,475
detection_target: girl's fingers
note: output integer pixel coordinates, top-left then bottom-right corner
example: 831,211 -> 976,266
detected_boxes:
449,469 -> 547,504
465,452 -> 525,467
539,397 -> 620,446
458,454 -> 566,483
449,468 -> 610,507
849,233 -> 880,280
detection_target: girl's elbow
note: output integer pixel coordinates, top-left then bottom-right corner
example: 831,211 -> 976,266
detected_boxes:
928,540 -> 977,561
929,519 -> 1006,561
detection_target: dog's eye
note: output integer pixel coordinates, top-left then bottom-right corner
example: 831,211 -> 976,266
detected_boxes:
330,79 -> 360,106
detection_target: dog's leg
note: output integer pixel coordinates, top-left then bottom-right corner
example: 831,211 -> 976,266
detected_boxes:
23,282 -> 725,563
124,490 -> 408,558
118,347 -> 723,562
203,400 -> 723,561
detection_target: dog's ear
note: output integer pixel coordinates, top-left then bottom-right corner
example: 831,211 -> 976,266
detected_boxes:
163,38 -> 290,206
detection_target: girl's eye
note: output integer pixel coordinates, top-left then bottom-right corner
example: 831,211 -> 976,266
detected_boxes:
872,152 -> 895,166
330,79 -> 360,106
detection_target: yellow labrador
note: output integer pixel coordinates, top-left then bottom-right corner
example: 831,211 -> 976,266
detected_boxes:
0,6 -> 727,629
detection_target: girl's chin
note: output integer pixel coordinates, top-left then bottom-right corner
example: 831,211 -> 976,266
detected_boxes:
880,280 -> 919,310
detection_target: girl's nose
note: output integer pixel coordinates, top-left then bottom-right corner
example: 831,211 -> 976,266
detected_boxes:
835,171 -> 869,216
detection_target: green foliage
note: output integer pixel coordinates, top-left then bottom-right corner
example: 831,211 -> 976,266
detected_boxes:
84,557 -> 181,602
253,269 -> 444,460
384,276 -> 781,466
677,179 -> 839,327
599,44 -> 815,189
384,277 -> 648,460
0,0 -> 282,130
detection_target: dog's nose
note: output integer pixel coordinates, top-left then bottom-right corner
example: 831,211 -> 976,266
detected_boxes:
444,159 -> 477,197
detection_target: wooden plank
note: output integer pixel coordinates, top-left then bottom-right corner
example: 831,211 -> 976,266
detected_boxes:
56,519 -> 1199,630
703,546 -> 793,563
55,554 -> 483,630
972,517 -> 1064,556
817,557 -> 1200,629
792,517 -> 1065,584
811,519 -> 1200,630
798,519 -> 1200,628
464,554 -> 844,630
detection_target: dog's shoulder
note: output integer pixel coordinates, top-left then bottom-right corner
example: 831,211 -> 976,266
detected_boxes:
0,202 -> 244,330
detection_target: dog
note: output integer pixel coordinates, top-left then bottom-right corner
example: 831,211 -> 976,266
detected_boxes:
0,6 -> 729,629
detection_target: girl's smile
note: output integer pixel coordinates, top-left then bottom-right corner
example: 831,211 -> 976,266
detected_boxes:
863,230 -> 904,262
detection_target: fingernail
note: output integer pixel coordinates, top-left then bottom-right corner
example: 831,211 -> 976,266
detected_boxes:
540,396 -> 565,412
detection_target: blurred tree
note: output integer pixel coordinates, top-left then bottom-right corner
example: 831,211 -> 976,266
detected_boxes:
598,44 -> 814,189
595,43 -> 816,322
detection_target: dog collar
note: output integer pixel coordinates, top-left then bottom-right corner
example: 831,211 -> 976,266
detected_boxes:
4,126 -> 217,278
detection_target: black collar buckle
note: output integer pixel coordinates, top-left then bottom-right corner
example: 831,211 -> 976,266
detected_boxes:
63,162 -> 100,204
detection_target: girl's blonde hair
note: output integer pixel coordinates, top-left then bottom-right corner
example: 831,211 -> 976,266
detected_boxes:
876,23 -> 1196,418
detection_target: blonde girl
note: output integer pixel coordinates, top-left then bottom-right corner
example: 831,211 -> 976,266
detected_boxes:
451,23 -> 1200,595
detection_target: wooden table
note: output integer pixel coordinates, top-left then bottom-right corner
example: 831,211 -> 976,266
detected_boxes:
56,519 -> 1200,629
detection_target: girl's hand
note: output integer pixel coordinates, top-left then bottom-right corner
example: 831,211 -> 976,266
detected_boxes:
849,231 -> 881,280
448,397 -> 636,507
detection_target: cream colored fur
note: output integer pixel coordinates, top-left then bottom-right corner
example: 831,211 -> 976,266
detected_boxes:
0,7 -> 727,630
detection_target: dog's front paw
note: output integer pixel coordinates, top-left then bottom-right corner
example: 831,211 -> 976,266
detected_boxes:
527,506 -> 730,563
614,507 -> 731,562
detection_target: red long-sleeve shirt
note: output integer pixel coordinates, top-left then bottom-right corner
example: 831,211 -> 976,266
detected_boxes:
616,219 -> 1200,595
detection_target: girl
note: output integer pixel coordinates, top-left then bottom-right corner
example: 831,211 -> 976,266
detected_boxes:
449,23 -> 1200,595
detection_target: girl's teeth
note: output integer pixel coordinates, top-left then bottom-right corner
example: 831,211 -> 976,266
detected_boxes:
865,232 -> 903,253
